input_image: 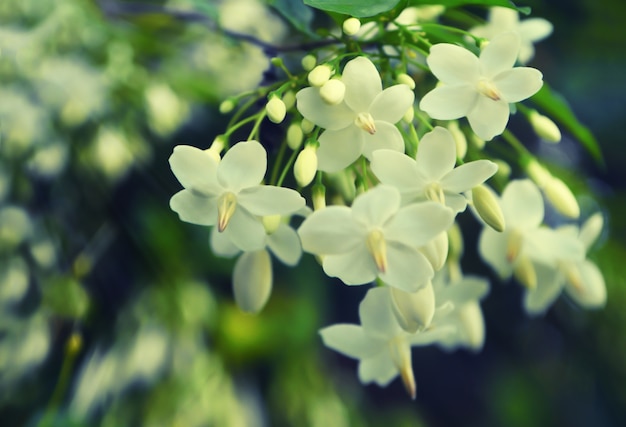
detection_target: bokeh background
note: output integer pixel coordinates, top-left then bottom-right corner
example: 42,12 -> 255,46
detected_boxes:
0,0 -> 624,426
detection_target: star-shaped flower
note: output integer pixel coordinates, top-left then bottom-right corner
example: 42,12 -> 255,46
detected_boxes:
470,7 -> 553,64
320,287 -> 453,398
370,126 -> 498,212
296,57 -> 414,172
419,32 -> 543,141
524,213 -> 606,314
298,185 -> 454,292
169,140 -> 305,251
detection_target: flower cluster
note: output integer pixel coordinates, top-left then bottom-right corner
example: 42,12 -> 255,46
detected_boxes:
167,4 -> 607,398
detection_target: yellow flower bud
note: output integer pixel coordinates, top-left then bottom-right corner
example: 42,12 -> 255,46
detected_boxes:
294,145 -> 318,187
529,110 -> 561,143
396,73 -> 416,90
447,120 -> 467,159
287,123 -> 304,150
282,90 -> 296,110
301,118 -> 314,134
308,64 -> 332,87
525,159 -> 551,188
390,283 -> 435,333
402,106 -> 414,124
219,99 -> 235,114
472,185 -> 505,232
342,17 -> 361,36
543,176 -> 580,219
319,79 -> 346,105
301,54 -> 317,72
312,184 -> 326,210
262,214 -> 281,235
266,95 -> 286,124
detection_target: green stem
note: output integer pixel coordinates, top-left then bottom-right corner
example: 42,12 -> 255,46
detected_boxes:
270,140 -> 288,186
276,147 -> 299,187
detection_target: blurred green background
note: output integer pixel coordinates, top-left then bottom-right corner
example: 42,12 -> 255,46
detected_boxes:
0,0 -> 624,426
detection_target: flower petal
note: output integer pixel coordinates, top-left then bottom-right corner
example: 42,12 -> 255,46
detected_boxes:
358,351 -> 397,386
351,185 -> 400,227
479,32 -> 520,78
342,57 -> 382,112
319,324 -> 381,359
359,287 -> 402,338
296,87 -> 356,130
381,243 -> 434,292
385,202 -> 454,248
441,160 -> 498,192
209,227 -> 240,257
317,126 -> 364,173
519,18 -> 553,42
368,84 -> 415,123
169,189 -> 217,226
233,250 -> 273,313
579,213 -> 603,251
466,96 -> 510,141
420,84 -> 478,120
427,43 -> 480,84
479,228 -> 512,278
523,262 -> 563,315
169,145 -> 221,194
565,260 -> 606,309
323,245 -> 378,285
500,180 -> 543,229
266,224 -> 302,266
217,140 -> 267,192
298,206 -> 363,254
238,186 -> 305,216
493,67 -> 543,103
415,127 -> 457,180
223,207 -> 266,251
361,122 -> 405,159
370,150 -> 423,195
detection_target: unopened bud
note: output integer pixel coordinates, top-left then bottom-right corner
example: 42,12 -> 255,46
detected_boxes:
472,185 -> 505,232
312,184 -> 326,210
402,106 -> 414,124
447,121 -> 467,159
419,231 -> 448,271
233,250 -> 272,313
543,176 -> 580,219
287,123 -> 304,150
308,64 -> 332,87
447,222 -> 464,261
456,302 -> 485,350
205,135 -> 226,163
301,118 -> 314,134
319,79 -> 346,105
262,215 -> 282,235
390,283 -> 435,333
494,159 -> 511,179
266,95 -> 286,124
301,54 -> 317,72
396,73 -> 416,90
282,90 -> 296,110
342,17 -> 361,36
525,159 -> 551,188
513,255 -> 537,290
469,132 -> 485,150
219,99 -> 235,114
294,145 -> 318,187
529,110 -> 561,143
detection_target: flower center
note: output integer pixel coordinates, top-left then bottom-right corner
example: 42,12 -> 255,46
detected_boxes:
366,229 -> 387,273
476,78 -> 502,101
424,182 -> 445,204
506,229 -> 523,263
217,191 -> 237,232
355,113 -> 376,135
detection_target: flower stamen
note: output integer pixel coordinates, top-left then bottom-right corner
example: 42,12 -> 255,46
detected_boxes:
217,191 -> 238,232
366,229 -> 387,273
355,113 -> 376,135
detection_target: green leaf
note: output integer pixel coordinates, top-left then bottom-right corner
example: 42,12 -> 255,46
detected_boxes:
531,84 -> 604,166
303,0 -> 401,18
408,0 -> 531,15
42,276 -> 90,319
268,0 -> 317,37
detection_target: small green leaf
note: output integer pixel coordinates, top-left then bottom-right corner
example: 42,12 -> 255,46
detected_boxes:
268,0 -> 317,37
42,276 -> 90,319
303,0 -> 401,18
408,0 -> 530,15
531,84 -> 604,166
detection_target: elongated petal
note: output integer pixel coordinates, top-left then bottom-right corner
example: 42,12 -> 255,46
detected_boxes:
169,190 -> 217,226
317,126 -> 364,173
436,276 -> 490,304
382,244 -> 434,292
358,352 -> 397,386
342,57 -> 382,112
296,87 -> 356,130
479,228 -> 512,278
479,32 -> 520,78
361,121 -> 405,159
217,141 -> 266,192
427,44 -> 480,84
238,186 -> 305,216
323,245 -> 378,285
444,193 -> 469,213
420,85 -> 478,120
359,287 -> 401,338
523,262 -> 563,315
519,18 -> 553,42
579,213 -> 603,251
526,228 -> 585,265
441,160 -> 498,192
319,324 -> 381,359
565,260 -> 606,308
415,127 -> 457,180
370,150 -> 423,194
368,85 -> 414,123
298,206 -> 363,254
169,145 -> 220,193
385,202 -> 454,248
223,207 -> 266,251
493,67 -> 543,103
233,250 -> 272,313
351,185 -> 400,227
209,227 -> 240,257
467,96 -> 510,141
501,180 -> 543,229
266,224 -> 302,266
408,325 -> 456,346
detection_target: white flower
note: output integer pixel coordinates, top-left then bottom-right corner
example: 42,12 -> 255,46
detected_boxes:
169,140 -> 305,251
319,287 -> 453,398
420,33 -> 543,141
296,57 -> 414,172
210,220 -> 302,313
298,185 -> 454,292
524,213 -> 606,314
478,180 -> 584,282
371,126 -> 498,212
470,7 -> 553,64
